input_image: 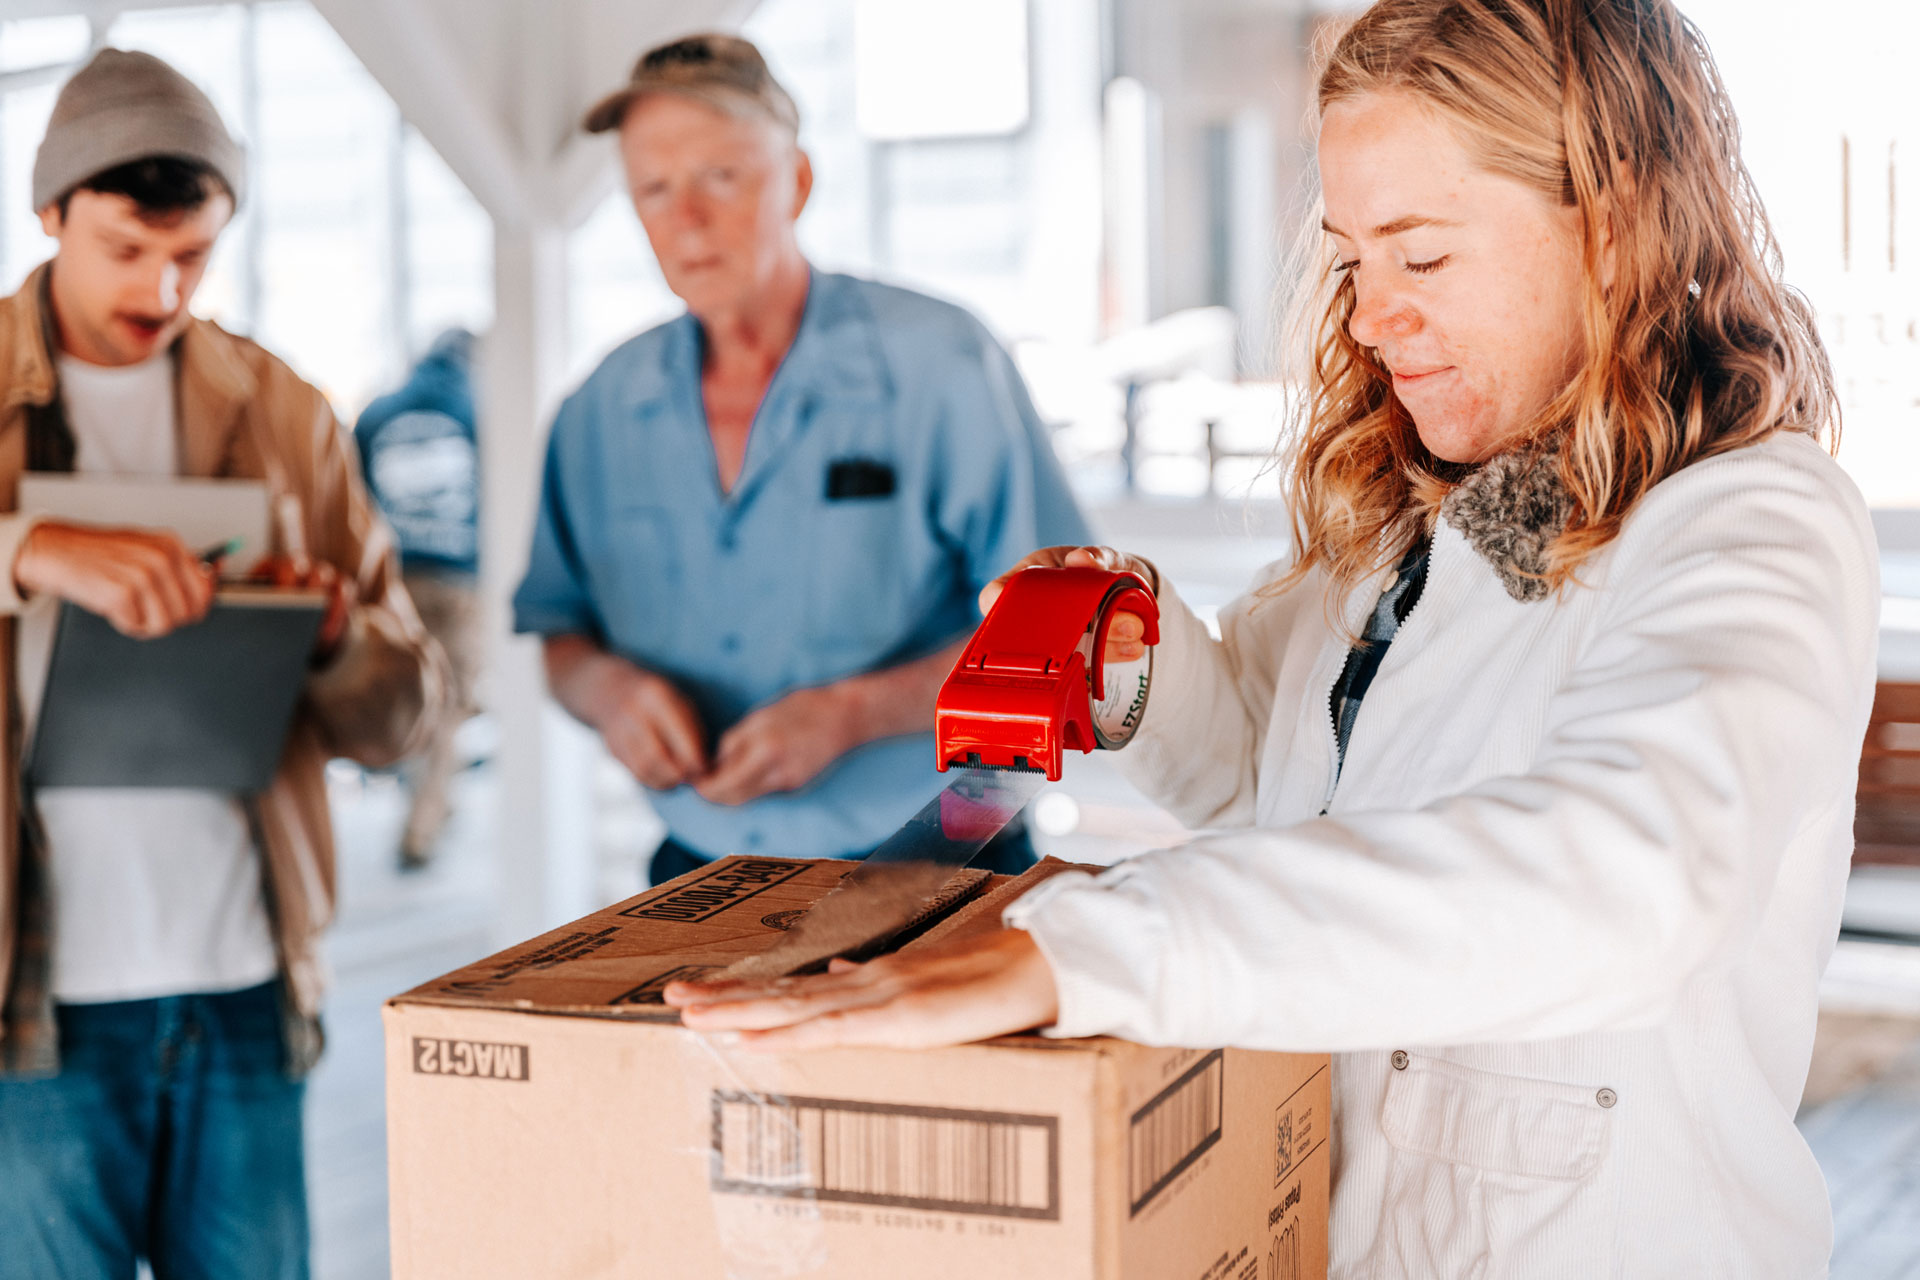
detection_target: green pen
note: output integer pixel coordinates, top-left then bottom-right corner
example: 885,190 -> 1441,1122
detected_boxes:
198,537 -> 244,565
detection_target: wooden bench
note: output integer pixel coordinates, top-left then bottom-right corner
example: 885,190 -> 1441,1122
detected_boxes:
1856,681 -> 1920,867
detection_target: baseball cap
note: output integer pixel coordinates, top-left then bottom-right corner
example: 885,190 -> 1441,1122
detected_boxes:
582,32 -> 800,137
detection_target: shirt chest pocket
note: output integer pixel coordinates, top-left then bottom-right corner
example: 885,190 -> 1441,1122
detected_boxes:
1368,1055 -> 1615,1280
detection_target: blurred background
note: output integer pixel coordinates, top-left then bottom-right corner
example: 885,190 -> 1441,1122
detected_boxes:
2,1 -> 1917,1276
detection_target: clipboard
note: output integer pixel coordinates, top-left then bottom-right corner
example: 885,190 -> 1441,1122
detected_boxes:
26,588 -> 327,792
18,474 -> 271,579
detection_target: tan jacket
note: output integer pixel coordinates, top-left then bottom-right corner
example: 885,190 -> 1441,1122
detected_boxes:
0,263 -> 449,1073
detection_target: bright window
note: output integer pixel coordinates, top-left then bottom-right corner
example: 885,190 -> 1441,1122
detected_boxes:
0,2 -> 489,422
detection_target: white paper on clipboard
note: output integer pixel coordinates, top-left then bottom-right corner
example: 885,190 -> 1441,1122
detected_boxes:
17,475 -> 271,575
14,475 -> 273,734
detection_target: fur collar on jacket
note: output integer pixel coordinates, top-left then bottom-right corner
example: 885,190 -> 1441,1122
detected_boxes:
1439,436 -> 1572,603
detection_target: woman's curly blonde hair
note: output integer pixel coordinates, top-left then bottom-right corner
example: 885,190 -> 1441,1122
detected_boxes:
1277,0 -> 1836,601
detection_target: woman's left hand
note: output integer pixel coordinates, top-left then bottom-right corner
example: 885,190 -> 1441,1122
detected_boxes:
664,927 -> 1061,1051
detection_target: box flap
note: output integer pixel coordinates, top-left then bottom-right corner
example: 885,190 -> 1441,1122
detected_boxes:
390,855 -> 1118,1037
392,856 -> 997,1019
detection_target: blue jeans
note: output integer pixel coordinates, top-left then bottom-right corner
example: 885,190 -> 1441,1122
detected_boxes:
0,981 -> 309,1280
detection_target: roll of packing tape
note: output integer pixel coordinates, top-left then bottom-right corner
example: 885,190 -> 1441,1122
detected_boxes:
1081,577 -> 1154,751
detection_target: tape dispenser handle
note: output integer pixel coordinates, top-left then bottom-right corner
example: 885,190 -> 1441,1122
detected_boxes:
1086,576 -> 1160,697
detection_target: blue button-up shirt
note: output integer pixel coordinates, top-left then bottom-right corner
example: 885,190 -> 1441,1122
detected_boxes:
513,270 -> 1092,858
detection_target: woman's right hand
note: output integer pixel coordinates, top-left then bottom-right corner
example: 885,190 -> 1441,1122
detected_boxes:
979,545 -> 1159,664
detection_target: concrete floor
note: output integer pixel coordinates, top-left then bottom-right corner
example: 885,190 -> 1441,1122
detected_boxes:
1800,1011 -> 1920,1280
307,766 -> 494,1280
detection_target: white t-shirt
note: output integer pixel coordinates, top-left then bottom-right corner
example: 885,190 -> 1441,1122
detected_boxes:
38,351 -> 279,1004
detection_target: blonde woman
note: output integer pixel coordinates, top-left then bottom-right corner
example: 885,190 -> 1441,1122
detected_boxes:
669,0 -> 1876,1272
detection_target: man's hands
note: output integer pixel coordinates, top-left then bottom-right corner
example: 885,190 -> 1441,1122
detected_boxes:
14,521 -> 215,638
595,662 -> 711,791
981,545 -> 1157,664
544,636 -> 712,791
688,636 -> 971,805
665,926 -> 1061,1051
694,685 -> 857,805
11,523 -> 361,663
545,635 -> 896,804
253,555 -> 356,662
589,664 -> 853,802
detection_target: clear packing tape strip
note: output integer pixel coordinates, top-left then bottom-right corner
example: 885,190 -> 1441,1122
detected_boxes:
682,1028 -> 830,1280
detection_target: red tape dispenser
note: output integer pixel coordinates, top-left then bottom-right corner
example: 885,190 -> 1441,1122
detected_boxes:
935,565 -> 1162,784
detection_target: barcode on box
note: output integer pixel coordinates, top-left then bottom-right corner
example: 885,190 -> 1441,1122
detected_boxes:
710,1092 -> 1059,1220
1128,1050 -> 1224,1216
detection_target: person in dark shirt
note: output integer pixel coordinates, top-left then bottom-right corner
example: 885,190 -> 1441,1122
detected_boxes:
355,328 -> 481,867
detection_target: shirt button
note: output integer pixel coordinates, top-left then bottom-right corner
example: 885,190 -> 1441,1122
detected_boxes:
718,531 -> 737,552
721,635 -> 741,652
1596,1088 -> 1617,1109
1390,1050 -> 1409,1070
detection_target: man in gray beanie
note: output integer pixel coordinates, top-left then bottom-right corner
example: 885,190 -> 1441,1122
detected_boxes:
0,48 -> 447,1280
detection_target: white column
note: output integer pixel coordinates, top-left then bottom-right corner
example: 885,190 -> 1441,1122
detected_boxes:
1026,0 -> 1106,349
1226,106 -> 1277,377
480,223 -> 597,945
1102,77 -> 1162,335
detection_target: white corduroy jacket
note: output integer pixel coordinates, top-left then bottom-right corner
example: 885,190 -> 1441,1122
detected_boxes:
1005,433 -> 1878,1279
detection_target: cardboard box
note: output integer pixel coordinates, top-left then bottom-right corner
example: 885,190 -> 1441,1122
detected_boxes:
385,856 -> 1329,1279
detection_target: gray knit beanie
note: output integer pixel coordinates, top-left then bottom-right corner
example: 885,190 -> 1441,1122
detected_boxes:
31,48 -> 245,212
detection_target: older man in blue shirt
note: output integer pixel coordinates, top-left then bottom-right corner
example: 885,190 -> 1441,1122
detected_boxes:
514,34 -> 1090,883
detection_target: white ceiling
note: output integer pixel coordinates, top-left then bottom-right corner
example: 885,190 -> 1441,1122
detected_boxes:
313,0 -> 757,227
9,0 -> 760,228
